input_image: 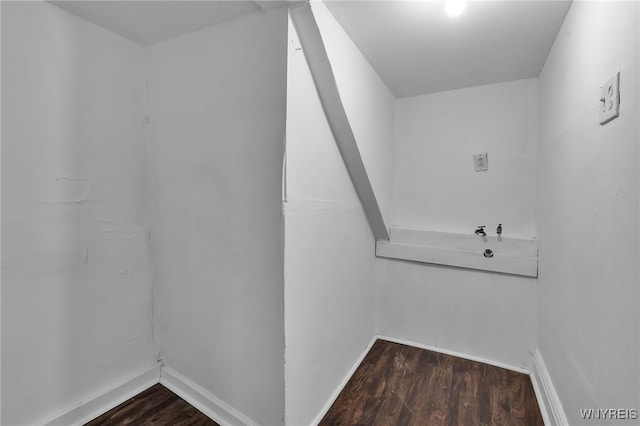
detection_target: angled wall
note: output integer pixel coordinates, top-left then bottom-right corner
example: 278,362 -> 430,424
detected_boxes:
1,2 -> 155,424
537,2 -> 640,424
146,8 -> 288,425
283,11 -> 378,425
304,0 -> 396,234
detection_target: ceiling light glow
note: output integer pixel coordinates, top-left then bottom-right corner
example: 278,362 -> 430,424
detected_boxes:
445,0 -> 467,17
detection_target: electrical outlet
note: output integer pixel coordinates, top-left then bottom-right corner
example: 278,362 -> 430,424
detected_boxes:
599,71 -> 620,125
473,153 -> 488,171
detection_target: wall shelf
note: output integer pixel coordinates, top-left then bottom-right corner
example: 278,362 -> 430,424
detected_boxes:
376,227 -> 538,277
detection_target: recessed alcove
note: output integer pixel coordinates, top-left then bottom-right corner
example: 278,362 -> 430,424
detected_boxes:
377,227 -> 538,277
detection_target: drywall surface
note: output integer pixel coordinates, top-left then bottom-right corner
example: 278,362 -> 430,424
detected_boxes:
289,3 -> 387,241
378,78 -> 539,371
311,0 -> 396,231
394,78 -> 538,239
537,2 -> 640,424
146,8 -> 287,425
1,2 -> 155,425
375,259 -> 537,370
284,14 -> 376,425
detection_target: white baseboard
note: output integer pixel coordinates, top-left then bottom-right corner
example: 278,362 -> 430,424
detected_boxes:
44,364 -> 161,426
160,365 -> 258,426
532,348 -> 569,426
310,335 -> 378,426
377,334 -> 531,375
40,344 -> 561,426
530,364 -> 553,426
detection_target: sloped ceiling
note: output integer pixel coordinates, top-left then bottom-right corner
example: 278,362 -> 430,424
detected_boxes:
50,1 -> 275,45
50,0 -> 571,97
325,1 -> 572,97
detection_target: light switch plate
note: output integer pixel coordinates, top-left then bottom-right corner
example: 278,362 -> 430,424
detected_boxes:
600,71 -> 620,125
473,153 -> 488,171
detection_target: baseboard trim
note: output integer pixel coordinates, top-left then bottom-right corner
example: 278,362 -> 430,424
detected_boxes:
160,365 -> 258,426
44,364 -> 161,426
377,334 -> 531,375
532,348 -> 568,426
530,364 -> 553,426
310,335 -> 378,426
39,344 -> 559,426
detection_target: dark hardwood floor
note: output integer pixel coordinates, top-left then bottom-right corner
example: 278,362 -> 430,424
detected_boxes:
85,384 -> 219,426
321,339 -> 544,426
85,341 -> 542,426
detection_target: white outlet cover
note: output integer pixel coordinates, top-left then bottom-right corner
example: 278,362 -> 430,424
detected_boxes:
473,153 -> 488,171
600,71 -> 620,125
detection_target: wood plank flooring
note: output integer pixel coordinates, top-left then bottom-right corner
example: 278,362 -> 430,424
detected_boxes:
85,340 -> 542,426
320,339 -> 544,426
85,384 -> 219,426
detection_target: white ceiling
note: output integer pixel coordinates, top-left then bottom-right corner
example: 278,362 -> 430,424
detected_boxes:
325,0 -> 572,97
50,1 -> 278,45
50,0 -> 571,97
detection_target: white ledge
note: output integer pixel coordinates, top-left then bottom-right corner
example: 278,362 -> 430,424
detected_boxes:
376,227 -> 538,277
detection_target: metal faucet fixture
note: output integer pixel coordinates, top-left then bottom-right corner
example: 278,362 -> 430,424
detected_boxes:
496,224 -> 502,236
474,226 -> 487,237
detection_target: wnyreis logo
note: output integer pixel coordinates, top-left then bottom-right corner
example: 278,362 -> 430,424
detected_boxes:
580,408 -> 638,420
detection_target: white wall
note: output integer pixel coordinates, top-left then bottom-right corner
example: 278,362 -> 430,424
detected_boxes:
1,2 -> 155,424
375,259 -> 537,370
377,78 -> 539,371
146,8 -> 287,425
284,14 -> 377,425
313,0 -> 396,230
537,2 -> 640,424
394,78 -> 538,239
